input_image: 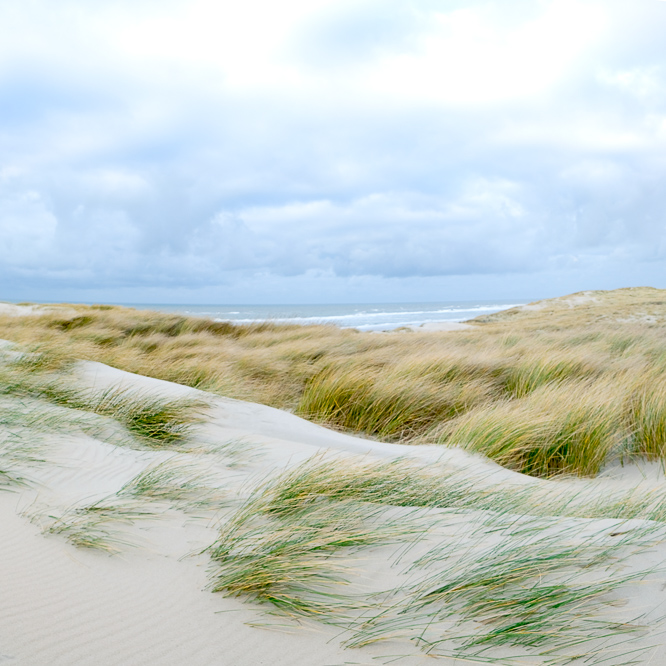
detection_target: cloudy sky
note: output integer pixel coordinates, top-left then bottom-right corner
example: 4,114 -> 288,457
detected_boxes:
1,0 -> 665,304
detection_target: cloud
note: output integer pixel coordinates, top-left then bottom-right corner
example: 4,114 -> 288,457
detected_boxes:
0,0 -> 665,302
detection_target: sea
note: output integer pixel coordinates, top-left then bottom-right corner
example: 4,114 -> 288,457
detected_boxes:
127,300 -> 529,332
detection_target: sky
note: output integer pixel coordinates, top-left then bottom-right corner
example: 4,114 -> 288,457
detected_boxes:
1,0 -> 666,304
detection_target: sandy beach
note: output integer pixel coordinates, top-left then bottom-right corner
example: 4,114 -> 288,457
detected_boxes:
0,355 -> 510,666
3,291 -> 666,664
2,344 -> 666,664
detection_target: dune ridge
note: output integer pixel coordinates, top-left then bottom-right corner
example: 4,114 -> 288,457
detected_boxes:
2,336 -> 666,664
3,288 -> 666,479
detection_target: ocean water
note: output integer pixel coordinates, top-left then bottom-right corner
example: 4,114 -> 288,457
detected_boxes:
129,300 -> 528,332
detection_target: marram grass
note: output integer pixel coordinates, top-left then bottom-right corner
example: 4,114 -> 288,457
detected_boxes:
297,363 -> 491,439
629,377 -> 666,459
85,387 -> 208,447
438,380 -> 625,477
2,294 -> 666,477
206,490 -> 426,618
0,357 -> 207,449
30,500 -> 154,554
253,454 -> 666,523
345,517 -> 662,665
206,460 -> 665,664
118,458 -> 228,510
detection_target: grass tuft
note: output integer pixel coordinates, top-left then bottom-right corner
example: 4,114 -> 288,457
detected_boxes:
346,517 -> 662,664
2,291 -> 666,476
629,379 -> 666,459
207,490 -> 424,618
205,460 -> 665,663
31,500 -> 153,553
86,388 -> 207,447
118,458 -> 227,509
439,381 -> 624,477
249,454 -> 666,523
297,363 -> 490,440
0,357 -> 206,449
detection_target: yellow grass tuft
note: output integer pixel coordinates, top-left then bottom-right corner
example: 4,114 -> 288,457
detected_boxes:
2,288 -> 666,477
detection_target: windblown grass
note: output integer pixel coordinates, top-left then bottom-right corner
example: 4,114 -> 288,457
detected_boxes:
0,434 -> 30,489
85,388 -> 207,447
0,468 -> 23,488
118,458 -> 227,510
251,454 -> 666,523
2,288 -> 666,476
501,354 -> 600,398
438,380 -> 625,477
297,363 -> 492,439
32,500 -> 153,553
208,437 -> 264,469
0,397 -> 73,488
206,458 -> 665,663
207,496 -> 424,618
629,378 -> 666,460
27,460 -> 223,552
0,356 -> 206,448
0,432 -> 45,472
345,517 -> 662,664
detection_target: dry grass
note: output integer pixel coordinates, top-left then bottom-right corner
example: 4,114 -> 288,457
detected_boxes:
243,453 -> 666,523
205,457 -> 665,664
29,499 -> 153,553
436,380 -> 626,477
0,354 -> 206,449
2,287 -> 666,477
628,376 -> 666,460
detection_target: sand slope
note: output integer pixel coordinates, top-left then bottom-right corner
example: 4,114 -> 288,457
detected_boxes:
2,353 -> 666,665
0,357 -> 486,665
469,286 -> 666,326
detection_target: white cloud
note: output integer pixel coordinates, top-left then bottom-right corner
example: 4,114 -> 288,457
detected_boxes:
1,0 -> 666,301
363,1 -> 606,105
0,190 -> 57,265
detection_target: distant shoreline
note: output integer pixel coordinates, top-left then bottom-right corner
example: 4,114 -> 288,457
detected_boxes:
0,299 -> 529,332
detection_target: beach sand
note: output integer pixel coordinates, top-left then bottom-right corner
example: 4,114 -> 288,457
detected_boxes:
2,341 -> 666,664
414,321 -> 474,331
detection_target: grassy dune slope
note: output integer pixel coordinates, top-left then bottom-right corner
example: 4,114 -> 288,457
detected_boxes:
2,286 -> 666,478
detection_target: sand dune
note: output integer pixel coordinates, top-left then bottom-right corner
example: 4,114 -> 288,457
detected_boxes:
2,347 -> 666,665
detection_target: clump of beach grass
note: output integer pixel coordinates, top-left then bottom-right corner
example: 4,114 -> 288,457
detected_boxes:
2,289 -> 666,477
0,355 -> 207,449
345,517 -> 663,664
207,491 -> 425,619
438,380 -> 626,477
628,377 -> 666,460
205,458 -> 665,663
118,458 -> 227,510
31,500 -> 154,554
251,454 -> 666,523
5,344 -> 73,373
85,388 -> 208,448
0,392 -> 104,438
297,362 -> 492,439
501,354 -> 600,398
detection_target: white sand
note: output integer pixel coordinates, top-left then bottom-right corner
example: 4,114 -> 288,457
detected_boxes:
0,302 -> 41,317
517,291 -> 601,312
412,322 -> 474,332
2,351 -> 666,664
0,302 -> 80,318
